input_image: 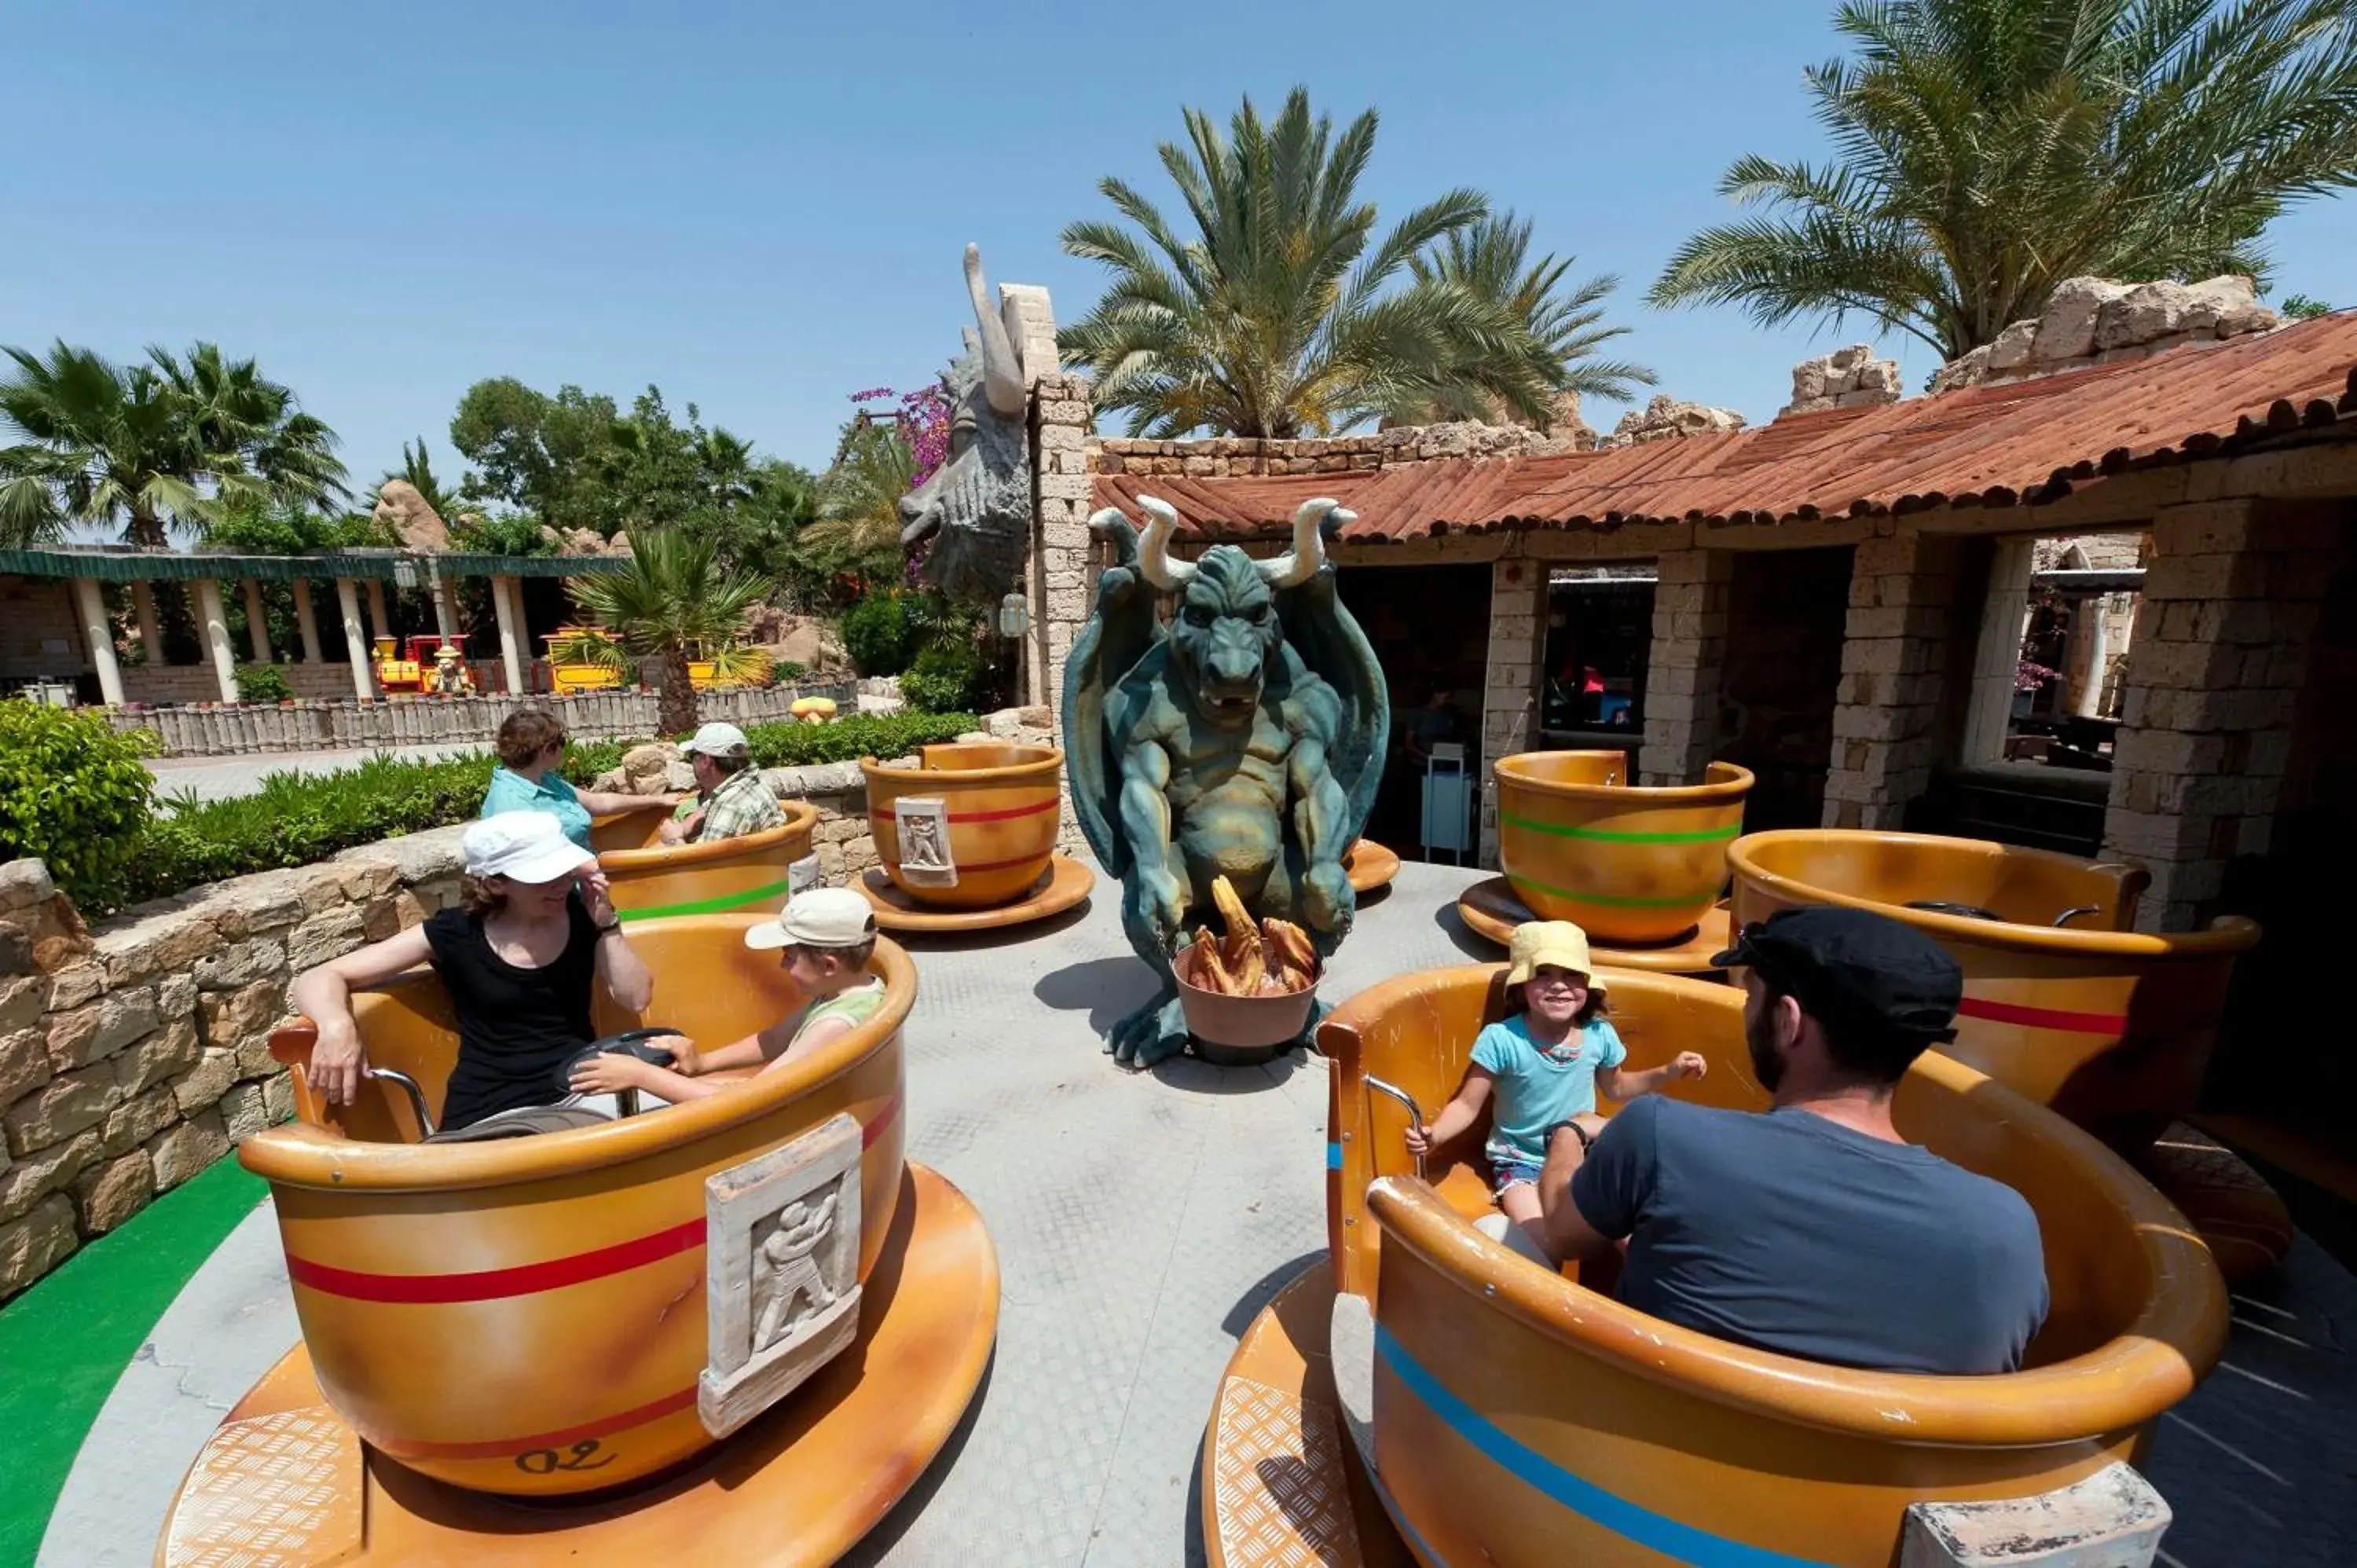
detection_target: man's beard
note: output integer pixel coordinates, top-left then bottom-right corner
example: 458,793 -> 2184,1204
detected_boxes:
1746,1007 -> 1787,1093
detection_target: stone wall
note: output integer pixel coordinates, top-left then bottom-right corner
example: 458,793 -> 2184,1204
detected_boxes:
1781,346 -> 1904,418
1091,419 -> 1575,482
1824,527 -> 1965,829
0,576 -> 89,683
1478,560 -> 1548,863
0,829 -> 470,1300
1931,276 -> 2279,394
1637,549 -> 1734,787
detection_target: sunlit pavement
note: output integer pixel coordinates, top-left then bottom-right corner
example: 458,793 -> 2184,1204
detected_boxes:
145,743 -> 483,802
25,858 -> 2357,1566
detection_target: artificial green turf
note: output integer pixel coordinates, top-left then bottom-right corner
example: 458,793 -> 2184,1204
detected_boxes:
0,1158 -> 266,1568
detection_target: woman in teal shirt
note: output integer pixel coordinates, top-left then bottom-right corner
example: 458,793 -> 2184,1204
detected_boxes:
482,706 -> 676,850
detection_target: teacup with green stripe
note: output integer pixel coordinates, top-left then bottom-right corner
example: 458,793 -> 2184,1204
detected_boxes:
1494,750 -> 1751,945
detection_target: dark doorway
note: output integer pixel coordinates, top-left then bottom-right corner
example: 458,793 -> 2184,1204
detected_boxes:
1336,562 -> 1492,861
1719,548 -> 1853,831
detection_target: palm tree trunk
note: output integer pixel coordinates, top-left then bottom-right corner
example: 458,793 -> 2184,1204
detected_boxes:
127,505 -> 168,550
658,648 -> 698,736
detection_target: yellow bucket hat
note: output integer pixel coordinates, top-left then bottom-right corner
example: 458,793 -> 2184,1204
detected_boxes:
1506,921 -> 1605,994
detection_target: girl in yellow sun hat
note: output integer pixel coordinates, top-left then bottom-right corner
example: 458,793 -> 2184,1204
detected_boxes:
1409,920 -> 1706,1257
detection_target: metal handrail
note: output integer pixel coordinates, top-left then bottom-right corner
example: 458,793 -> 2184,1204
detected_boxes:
367,1068 -> 437,1139
2053,905 -> 2103,927
1363,1075 -> 1428,1180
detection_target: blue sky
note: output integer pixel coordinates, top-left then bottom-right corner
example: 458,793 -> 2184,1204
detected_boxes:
6,0 -> 2352,498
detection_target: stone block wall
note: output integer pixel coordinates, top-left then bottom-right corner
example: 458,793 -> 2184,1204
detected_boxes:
1478,559 -> 1548,864
1824,528 -> 1965,828
1931,276 -> 2278,394
1032,374 -> 1102,858
2101,500 -> 2340,930
1091,419 -> 1572,482
0,576 -> 88,683
0,830 -> 469,1300
1638,549 -> 1735,787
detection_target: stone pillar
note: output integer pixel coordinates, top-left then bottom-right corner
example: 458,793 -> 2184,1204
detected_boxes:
430,571 -> 457,639
1030,372 -> 1096,856
492,575 -> 526,695
130,580 -> 164,666
69,577 -> 126,706
1824,527 -> 1963,828
335,579 -> 375,701
193,579 -> 238,702
1478,557 -> 1549,866
1638,548 -> 1734,786
240,579 -> 273,663
2102,500 -> 2336,931
1960,538 -> 2037,764
365,579 -> 390,643
292,578 -> 324,664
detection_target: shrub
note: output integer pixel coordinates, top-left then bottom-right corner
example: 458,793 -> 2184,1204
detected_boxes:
743,712 -> 977,769
233,665 -> 295,703
772,659 -> 808,683
0,704 -> 159,911
900,639 -> 981,713
838,592 -> 916,676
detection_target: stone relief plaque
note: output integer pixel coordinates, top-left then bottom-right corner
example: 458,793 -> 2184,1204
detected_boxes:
893,797 -> 958,888
698,1112 -> 863,1438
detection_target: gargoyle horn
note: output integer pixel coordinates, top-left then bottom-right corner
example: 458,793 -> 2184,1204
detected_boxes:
965,244 -> 1028,419
1255,498 -> 1347,588
1135,496 -> 1195,589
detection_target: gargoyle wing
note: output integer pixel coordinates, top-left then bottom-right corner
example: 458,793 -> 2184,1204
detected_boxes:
1277,505 -> 1390,844
1061,504 -> 1166,878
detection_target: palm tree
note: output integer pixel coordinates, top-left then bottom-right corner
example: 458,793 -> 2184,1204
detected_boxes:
1392,213 -> 1655,424
0,343 -> 229,547
153,342 -> 350,515
566,528 -> 773,735
1649,0 -> 2357,360
801,416 -> 915,566
1062,88 -> 1561,438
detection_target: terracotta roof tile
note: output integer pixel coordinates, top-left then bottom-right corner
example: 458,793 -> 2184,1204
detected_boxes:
1091,314 -> 2357,541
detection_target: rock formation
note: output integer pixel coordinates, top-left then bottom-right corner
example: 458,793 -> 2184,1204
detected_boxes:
373,481 -> 449,551
537,525 -> 635,558
1611,394 -> 1747,445
1781,345 -> 1903,417
1931,276 -> 2279,394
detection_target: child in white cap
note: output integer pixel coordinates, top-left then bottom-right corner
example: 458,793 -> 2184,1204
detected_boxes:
1408,920 -> 1706,1256
569,886 -> 885,1102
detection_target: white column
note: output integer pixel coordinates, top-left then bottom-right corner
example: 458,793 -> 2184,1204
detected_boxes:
130,580 -> 164,666
334,578 -> 375,701
2069,595 -> 2112,720
194,578 -> 239,702
240,578 -> 274,662
365,579 -> 390,643
430,570 -> 456,638
1961,537 -> 2036,766
69,577 -> 126,707
492,575 -> 526,696
291,578 -> 324,664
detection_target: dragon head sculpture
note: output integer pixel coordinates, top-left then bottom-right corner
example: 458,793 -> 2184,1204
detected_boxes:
1134,496 -> 1348,730
897,245 -> 1034,603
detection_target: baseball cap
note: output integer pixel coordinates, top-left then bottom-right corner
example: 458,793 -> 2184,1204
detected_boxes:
1711,906 -> 1961,1042
1505,921 -> 1606,995
464,811 -> 597,885
684,721 -> 750,758
746,886 -> 878,951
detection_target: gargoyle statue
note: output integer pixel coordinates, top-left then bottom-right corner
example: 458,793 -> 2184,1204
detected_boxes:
1065,495 -> 1388,1066
896,244 -> 1035,603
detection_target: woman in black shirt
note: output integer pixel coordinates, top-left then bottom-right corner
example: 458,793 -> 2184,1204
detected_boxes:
289,812 -> 656,1131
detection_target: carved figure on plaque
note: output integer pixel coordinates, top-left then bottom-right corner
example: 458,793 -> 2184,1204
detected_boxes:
894,797 -> 956,886
753,1194 -> 840,1350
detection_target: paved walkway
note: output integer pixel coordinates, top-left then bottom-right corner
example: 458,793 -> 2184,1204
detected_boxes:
24,859 -> 2357,1566
145,744 -> 482,803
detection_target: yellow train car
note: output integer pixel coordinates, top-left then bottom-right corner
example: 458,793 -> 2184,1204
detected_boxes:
155,918 -> 998,1566
1204,962 -> 2226,1567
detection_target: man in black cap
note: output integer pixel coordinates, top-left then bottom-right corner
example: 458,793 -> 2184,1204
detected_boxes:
1534,905 -> 2049,1375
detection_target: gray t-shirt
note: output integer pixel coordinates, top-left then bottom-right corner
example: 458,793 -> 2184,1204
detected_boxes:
1570,1097 -> 2049,1374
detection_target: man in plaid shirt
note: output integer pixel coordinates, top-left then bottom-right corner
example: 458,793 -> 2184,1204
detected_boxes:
661,723 -> 785,844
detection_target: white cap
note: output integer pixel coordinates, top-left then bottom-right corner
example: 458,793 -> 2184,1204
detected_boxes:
684,721 -> 750,757
464,811 -> 597,885
746,887 -> 877,951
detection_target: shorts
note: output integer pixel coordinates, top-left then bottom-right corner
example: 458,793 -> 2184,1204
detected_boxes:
1489,1151 -> 1545,1197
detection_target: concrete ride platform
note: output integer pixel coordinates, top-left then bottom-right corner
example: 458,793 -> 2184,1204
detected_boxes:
17,859 -> 2357,1566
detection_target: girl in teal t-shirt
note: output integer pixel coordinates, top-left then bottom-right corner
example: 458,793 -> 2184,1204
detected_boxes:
1408,921 -> 1706,1256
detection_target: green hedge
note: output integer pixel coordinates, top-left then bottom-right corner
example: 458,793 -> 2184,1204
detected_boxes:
17,713 -> 982,917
